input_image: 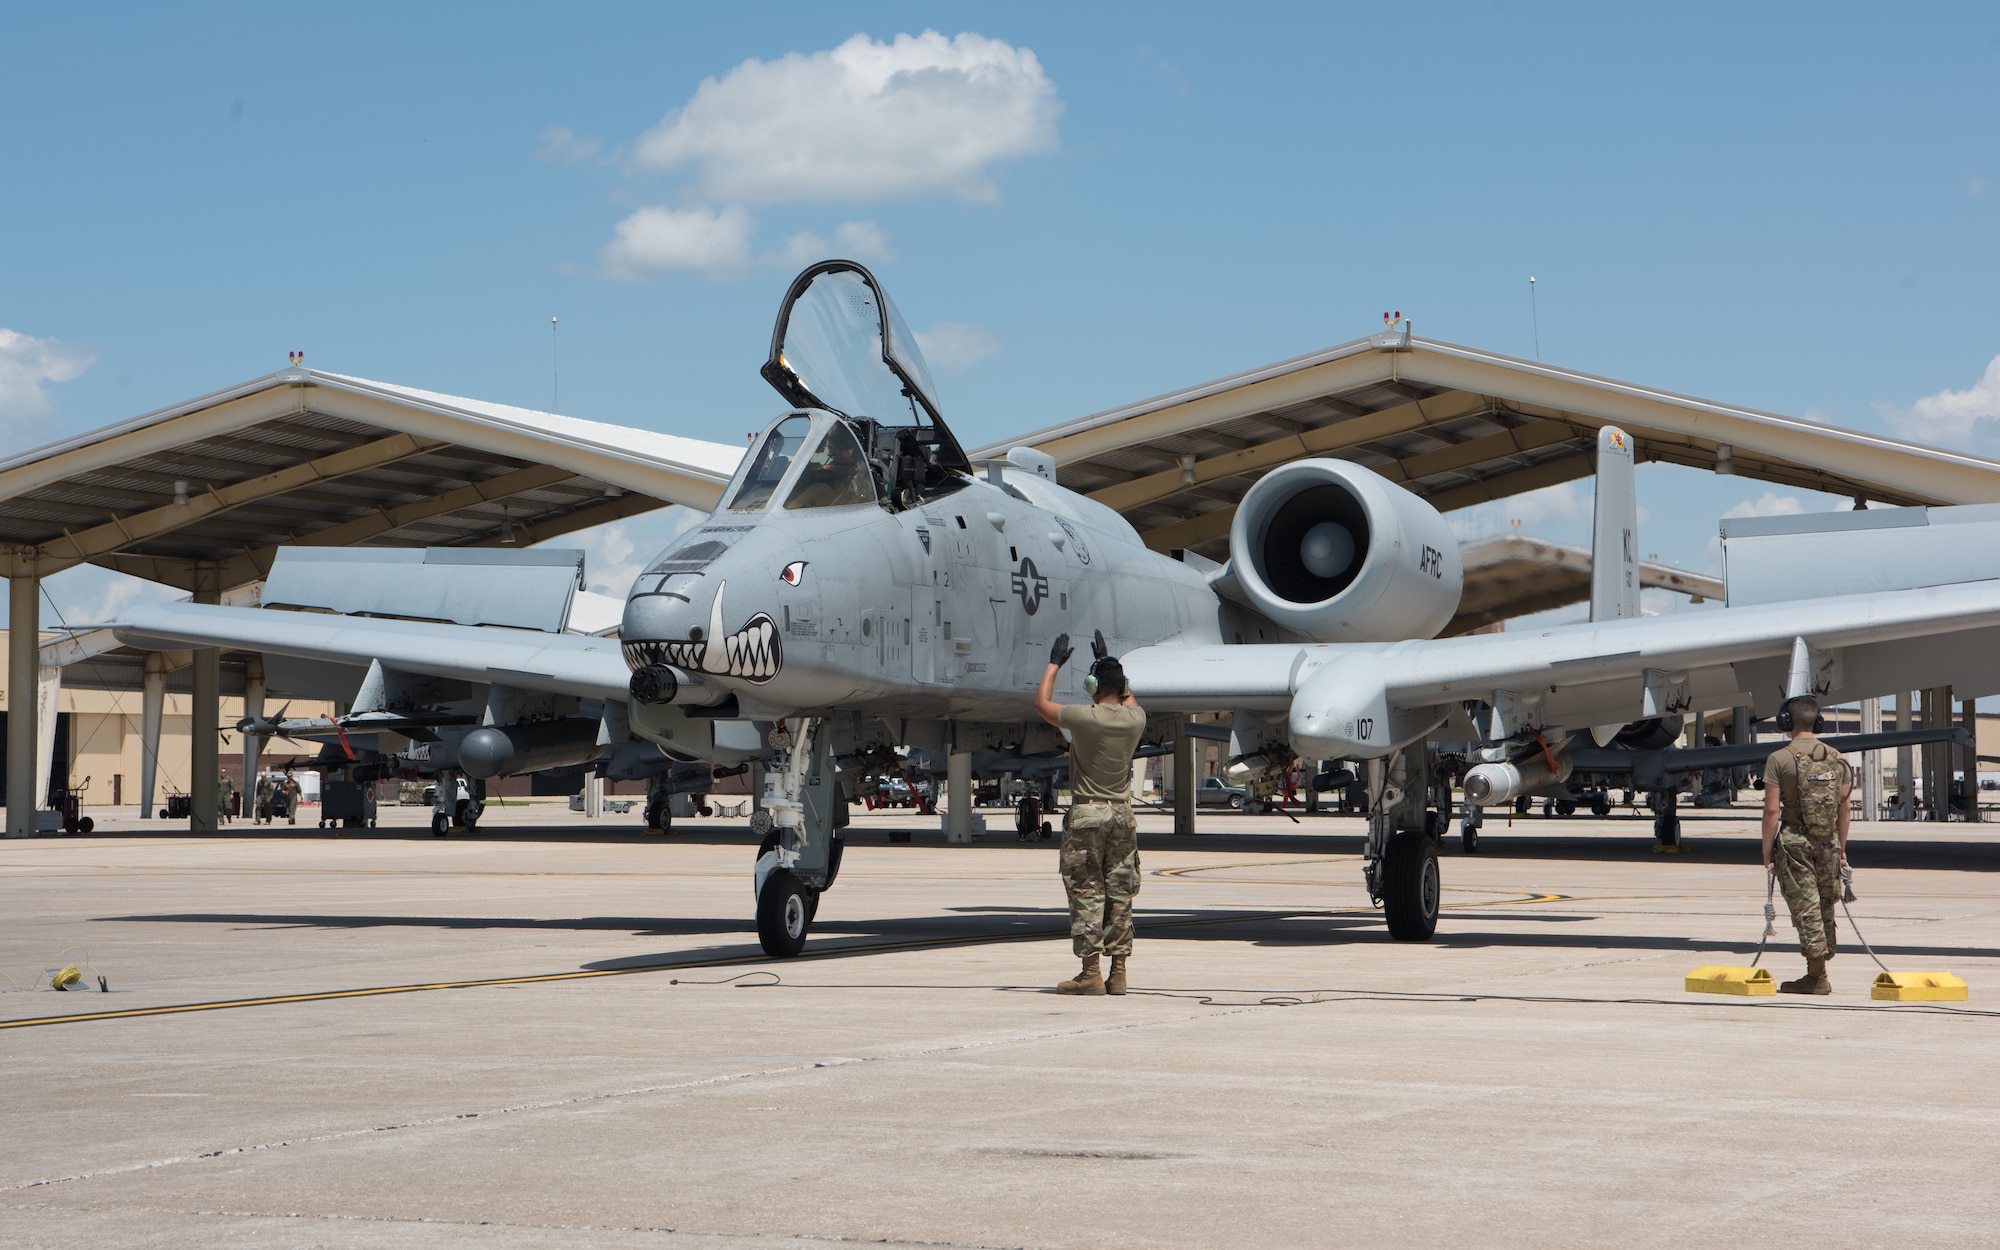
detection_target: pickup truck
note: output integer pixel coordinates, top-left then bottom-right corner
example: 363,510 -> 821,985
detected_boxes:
1164,777 -> 1248,810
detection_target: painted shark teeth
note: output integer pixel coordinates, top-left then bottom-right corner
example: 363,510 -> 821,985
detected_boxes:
621,580 -> 783,685
721,613 -> 781,680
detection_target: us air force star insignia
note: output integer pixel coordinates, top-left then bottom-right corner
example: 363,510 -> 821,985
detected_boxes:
1011,557 -> 1049,615
780,560 -> 807,586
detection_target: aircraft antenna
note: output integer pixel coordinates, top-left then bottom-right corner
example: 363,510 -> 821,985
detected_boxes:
551,317 -> 560,414
1528,276 -> 1541,360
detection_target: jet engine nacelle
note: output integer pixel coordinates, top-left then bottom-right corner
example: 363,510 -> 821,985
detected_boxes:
1226,459 -> 1461,642
458,719 -> 603,780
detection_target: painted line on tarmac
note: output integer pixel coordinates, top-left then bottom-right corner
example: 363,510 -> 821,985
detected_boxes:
0,904 -> 1425,1032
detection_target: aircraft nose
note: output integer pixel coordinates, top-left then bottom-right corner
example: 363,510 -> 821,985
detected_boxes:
620,578 -> 783,684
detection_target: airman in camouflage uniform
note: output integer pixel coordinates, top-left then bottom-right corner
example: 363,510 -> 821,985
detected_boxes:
1761,695 -> 1852,995
1036,630 -> 1147,996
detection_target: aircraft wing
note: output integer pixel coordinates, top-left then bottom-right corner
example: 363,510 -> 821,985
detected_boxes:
1566,727 -> 1972,778
1122,578 -> 2000,756
112,602 -> 632,702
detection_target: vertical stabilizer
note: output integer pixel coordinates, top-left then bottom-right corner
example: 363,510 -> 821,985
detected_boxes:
1590,426 -> 1639,622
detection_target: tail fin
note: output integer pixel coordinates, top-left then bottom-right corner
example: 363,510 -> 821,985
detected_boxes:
1590,426 -> 1639,622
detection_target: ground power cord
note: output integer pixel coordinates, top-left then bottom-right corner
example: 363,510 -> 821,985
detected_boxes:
0,946 -> 109,993
668,972 -> 2000,1018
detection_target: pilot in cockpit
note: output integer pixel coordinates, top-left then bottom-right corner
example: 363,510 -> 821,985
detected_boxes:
784,422 -> 877,510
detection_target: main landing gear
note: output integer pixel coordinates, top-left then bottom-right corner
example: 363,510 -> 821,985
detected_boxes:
1649,790 -> 1681,850
1363,739 -> 1441,941
750,718 -> 846,957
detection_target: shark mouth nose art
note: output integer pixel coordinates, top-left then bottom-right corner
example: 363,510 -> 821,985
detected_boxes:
622,580 -> 783,683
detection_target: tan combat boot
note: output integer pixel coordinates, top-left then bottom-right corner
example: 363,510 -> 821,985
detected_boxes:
1779,955 -> 1831,995
1106,956 -> 1128,996
1058,955 -> 1105,996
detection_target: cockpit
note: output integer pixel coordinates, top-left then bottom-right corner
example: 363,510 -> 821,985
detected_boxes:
728,260 -> 972,514
725,412 -> 881,512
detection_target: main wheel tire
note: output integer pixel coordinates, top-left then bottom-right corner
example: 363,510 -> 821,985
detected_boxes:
1382,829 -> 1441,941
1513,796 -> 1530,816
756,869 -> 813,957
431,812 -> 449,838
1654,813 -> 1680,848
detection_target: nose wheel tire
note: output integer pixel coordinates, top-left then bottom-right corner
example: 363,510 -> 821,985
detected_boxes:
1460,821 -> 1480,854
431,812 -> 450,838
1382,829 -> 1441,941
757,869 -> 815,958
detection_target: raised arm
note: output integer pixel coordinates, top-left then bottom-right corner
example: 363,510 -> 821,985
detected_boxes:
1035,633 -> 1073,727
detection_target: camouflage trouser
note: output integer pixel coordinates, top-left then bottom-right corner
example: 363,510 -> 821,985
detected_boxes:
1775,826 -> 1841,959
1060,802 -> 1140,958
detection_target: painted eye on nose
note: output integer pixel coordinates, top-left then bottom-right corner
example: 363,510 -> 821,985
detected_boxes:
780,561 -> 807,586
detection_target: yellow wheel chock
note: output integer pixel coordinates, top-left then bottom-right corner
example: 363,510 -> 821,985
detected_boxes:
1871,971 -> 1968,1002
1684,965 -> 1776,995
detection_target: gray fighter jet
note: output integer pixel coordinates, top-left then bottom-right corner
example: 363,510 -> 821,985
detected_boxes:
114,260 -> 2000,956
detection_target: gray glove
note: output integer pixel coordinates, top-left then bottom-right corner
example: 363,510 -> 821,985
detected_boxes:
1048,633 -> 1073,668
1092,629 -> 1109,663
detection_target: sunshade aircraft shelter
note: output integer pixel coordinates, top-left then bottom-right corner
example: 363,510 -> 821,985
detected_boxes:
12,334 -> 2000,836
985,330 -> 2000,562
0,367 -> 739,836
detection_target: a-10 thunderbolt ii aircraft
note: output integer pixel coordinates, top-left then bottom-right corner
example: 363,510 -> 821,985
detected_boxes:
113,259 -> 2000,956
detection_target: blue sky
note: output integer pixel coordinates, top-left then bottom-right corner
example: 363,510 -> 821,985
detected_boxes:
4,3 -> 1998,618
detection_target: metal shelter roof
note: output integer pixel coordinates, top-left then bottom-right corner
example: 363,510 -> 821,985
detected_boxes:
0,369 -> 743,591
981,331 -> 2000,560
1451,536 -> 1724,636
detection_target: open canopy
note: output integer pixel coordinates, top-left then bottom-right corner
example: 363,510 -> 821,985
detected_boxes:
761,260 -> 943,425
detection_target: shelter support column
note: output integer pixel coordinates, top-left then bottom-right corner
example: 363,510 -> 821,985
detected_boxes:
242,655 -> 265,802
1962,696 -> 1980,823
189,576 -> 220,832
1895,692 -> 1914,820
1173,727 -> 1196,835
139,654 -> 167,817
946,750 -> 973,843
1860,697 -> 1882,822
1921,687 -> 1949,821
7,569 -> 37,837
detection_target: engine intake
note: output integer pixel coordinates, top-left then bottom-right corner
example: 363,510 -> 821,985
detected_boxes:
1226,460 -> 1461,642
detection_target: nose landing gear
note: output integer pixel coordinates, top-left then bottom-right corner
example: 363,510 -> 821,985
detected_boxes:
751,718 -> 845,957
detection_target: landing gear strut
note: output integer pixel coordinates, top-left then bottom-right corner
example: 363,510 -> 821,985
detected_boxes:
751,718 -> 845,957
1650,789 -> 1681,849
1363,739 -> 1441,941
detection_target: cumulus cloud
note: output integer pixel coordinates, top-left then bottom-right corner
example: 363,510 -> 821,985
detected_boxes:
0,329 -> 97,431
601,204 -> 755,280
1721,491 -> 1806,520
1876,355 -> 2000,456
536,125 -> 603,164
40,565 -> 180,628
633,30 -> 1059,205
913,321 -> 1000,375
765,219 -> 896,269
559,508 -> 705,599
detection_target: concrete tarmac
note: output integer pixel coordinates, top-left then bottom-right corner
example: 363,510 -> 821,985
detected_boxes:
3,804 -> 1997,1248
